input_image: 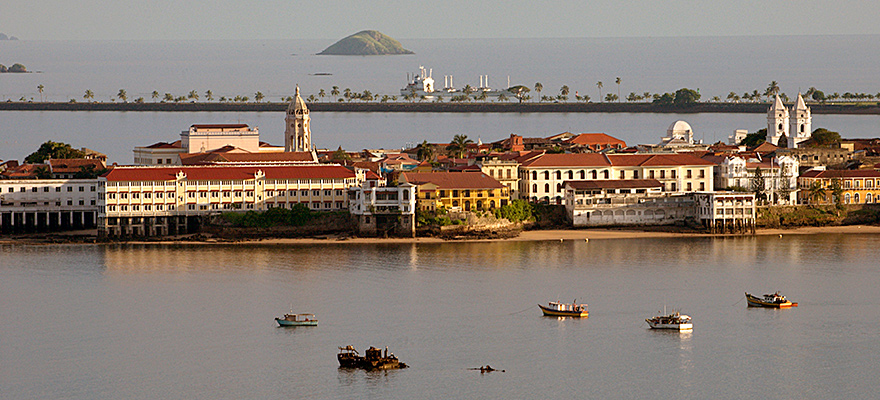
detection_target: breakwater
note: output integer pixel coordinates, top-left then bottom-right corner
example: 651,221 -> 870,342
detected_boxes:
3,101 -> 880,114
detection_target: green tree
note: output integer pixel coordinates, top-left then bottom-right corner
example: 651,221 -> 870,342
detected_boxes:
829,178 -> 844,209
318,89 -> 326,101
188,90 -> 199,101
37,84 -> 44,101
163,93 -> 173,102
807,181 -> 827,205
751,167 -> 765,201
117,89 -> 128,102
740,129 -> 767,147
446,134 -> 473,159
416,140 -> 435,161
559,85 -> 569,101
604,93 -> 618,102
810,128 -> 841,146
255,92 -> 265,102
493,199 -> 534,223
673,88 -> 701,105
764,80 -> 780,100
330,146 -> 351,162
596,81 -> 603,101
331,86 -> 340,101
653,93 -> 674,105
205,90 -> 214,101
151,91 -> 159,102
534,82 -> 543,101
615,77 -> 621,101
25,141 -> 86,163
507,85 -> 530,103
83,89 -> 94,103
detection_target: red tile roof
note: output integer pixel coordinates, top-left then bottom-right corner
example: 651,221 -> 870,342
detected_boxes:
144,140 -> 182,149
179,152 -> 315,165
565,179 -> 663,190
521,153 -> 611,167
800,169 -> 880,179
607,153 -> 716,167
568,133 -> 627,147
400,171 -> 505,189
48,158 -> 106,173
102,165 -> 355,182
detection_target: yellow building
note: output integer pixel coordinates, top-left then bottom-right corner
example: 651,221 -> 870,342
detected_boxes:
798,169 -> 880,204
400,172 -> 510,212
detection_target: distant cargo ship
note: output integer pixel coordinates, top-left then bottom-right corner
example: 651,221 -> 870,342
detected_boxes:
400,66 -> 508,99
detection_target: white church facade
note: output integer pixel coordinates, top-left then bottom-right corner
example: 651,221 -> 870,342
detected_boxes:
766,94 -> 812,149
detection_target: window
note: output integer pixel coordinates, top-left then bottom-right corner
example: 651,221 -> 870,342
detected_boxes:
672,170 -> 677,178
188,192 -> 196,198
67,187 -> 72,192
687,182 -> 692,191
336,190 -> 343,196
324,190 -> 331,196
567,171 -> 573,179
312,190 -> 320,196
156,192 -> 163,198
132,193 -> 140,199
699,182 -> 705,191
544,183 -> 550,192
619,171 -> 625,179
199,192 -> 207,198
555,171 -> 561,179
650,170 -> 655,179
79,186 -> 84,192
686,169 -> 692,178
532,171 -> 537,180
532,184 -> 538,192
121,193 -> 128,199
699,169 -> 705,178
55,187 -> 61,192
660,170 -> 665,179
633,171 -> 639,179
544,171 -> 550,180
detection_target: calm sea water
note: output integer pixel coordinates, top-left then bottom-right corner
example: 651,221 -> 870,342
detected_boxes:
2,235 -> 880,399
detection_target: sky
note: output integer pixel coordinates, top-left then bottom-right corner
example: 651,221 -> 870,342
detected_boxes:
2,0 -> 880,41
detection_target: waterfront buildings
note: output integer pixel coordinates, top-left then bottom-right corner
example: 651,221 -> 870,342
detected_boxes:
0,179 -> 100,233
518,153 -> 714,204
348,181 -> 417,237
400,171 -> 510,212
715,154 -> 799,204
797,168 -> 880,205
98,165 -> 365,237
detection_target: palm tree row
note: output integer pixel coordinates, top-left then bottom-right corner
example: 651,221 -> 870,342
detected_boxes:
26,80 -> 880,105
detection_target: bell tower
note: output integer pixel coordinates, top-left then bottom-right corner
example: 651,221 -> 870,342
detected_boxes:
788,93 -> 812,148
285,86 -> 311,152
766,95 -> 789,146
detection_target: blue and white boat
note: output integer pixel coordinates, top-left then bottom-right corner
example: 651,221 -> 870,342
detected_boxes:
275,313 -> 318,327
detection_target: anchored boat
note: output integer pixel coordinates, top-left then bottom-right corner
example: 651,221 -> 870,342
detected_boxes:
538,300 -> 588,317
646,308 -> 693,330
275,313 -> 318,327
746,292 -> 798,308
337,345 -> 408,370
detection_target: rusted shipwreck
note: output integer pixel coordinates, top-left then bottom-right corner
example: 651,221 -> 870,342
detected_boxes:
337,345 -> 408,370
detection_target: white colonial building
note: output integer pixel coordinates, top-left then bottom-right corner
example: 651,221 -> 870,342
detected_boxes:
564,179 -> 696,227
98,165 -> 365,237
348,182 -> 417,237
717,154 -> 799,204
694,192 -> 756,234
519,153 -> 715,204
0,179 -> 100,233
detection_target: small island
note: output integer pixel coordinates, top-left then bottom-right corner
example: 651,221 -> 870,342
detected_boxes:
0,33 -> 19,40
318,30 -> 413,56
0,63 -> 27,73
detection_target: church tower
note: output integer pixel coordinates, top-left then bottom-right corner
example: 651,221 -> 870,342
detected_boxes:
788,93 -> 812,148
766,95 -> 789,146
285,86 -> 311,152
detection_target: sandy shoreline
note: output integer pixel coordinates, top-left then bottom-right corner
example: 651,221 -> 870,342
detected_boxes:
5,225 -> 876,246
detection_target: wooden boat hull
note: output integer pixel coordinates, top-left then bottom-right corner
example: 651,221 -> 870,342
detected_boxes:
538,304 -> 588,317
745,293 -> 797,308
275,318 -> 318,327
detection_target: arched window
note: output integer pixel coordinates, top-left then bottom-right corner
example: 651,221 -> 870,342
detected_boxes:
554,171 -> 560,180
854,193 -> 860,203
532,171 -> 537,180
579,170 -> 585,179
844,193 -> 851,204
603,170 -> 609,179
544,171 -> 550,180
452,200 -> 459,207
867,193 -> 874,203
567,171 -> 573,179
867,180 -> 874,188
778,123 -> 783,130
591,170 -> 597,179
532,184 -> 538,192
544,183 -> 550,192
800,124 -> 805,133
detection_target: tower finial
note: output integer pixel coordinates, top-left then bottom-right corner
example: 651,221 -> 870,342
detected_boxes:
295,85 -> 300,96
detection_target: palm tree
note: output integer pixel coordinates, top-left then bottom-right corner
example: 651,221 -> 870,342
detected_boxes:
83,89 -> 94,103
331,86 -> 340,101
643,92 -> 651,102
497,93 -> 508,102
343,88 -> 352,102
765,80 -> 780,100
446,134 -> 473,159
560,85 -> 570,101
255,92 -> 265,102
187,90 -> 199,101
615,77 -> 621,101
117,89 -> 128,102
604,93 -> 618,102
319,89 -> 326,102
37,84 -> 45,101
416,140 -> 435,161
596,81 -> 603,102
163,93 -> 173,102
151,91 -> 159,102
807,181 -> 827,204
205,90 -> 214,101
534,82 -> 543,101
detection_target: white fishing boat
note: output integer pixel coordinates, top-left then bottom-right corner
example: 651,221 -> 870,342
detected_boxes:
645,307 -> 692,330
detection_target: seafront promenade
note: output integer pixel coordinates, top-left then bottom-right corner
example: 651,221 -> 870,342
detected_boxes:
3,101 -> 880,114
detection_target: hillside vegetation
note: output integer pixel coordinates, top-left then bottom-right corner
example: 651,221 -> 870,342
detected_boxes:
318,30 -> 413,55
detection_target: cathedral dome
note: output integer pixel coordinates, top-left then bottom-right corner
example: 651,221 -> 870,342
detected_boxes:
666,120 -> 693,139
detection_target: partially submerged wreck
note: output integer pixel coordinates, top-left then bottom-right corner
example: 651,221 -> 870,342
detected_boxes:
337,345 -> 408,370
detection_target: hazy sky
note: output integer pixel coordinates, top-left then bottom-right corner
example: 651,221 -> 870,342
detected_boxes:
2,1 -> 879,41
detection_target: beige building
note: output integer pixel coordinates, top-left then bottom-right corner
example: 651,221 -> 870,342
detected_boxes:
133,124 -> 286,165
1,179 -> 100,233
98,165 -> 364,237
